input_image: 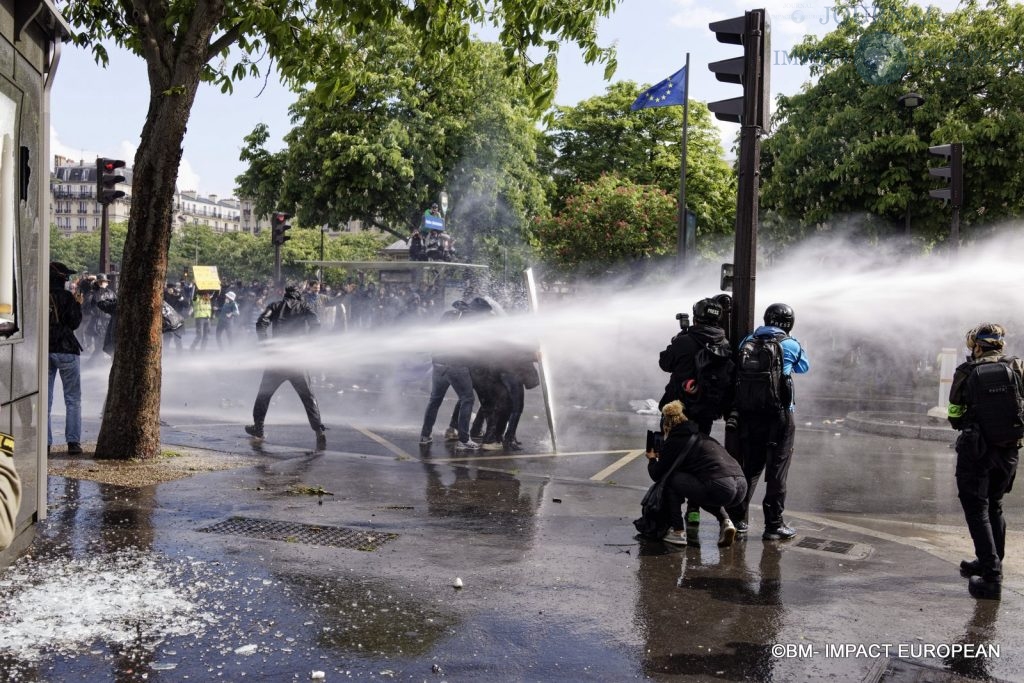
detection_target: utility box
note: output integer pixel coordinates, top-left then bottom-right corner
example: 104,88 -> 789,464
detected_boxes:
0,0 -> 72,564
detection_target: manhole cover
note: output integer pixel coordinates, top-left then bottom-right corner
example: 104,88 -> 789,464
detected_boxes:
791,536 -> 873,560
198,516 -> 398,551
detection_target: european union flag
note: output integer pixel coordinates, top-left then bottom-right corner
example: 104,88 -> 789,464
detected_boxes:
630,66 -> 687,111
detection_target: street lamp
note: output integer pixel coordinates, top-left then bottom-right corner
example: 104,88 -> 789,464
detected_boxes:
897,92 -> 925,236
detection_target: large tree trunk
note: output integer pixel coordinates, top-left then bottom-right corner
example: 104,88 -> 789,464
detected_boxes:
94,2 -> 222,459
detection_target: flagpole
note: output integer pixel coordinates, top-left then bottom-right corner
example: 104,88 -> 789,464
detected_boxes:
676,52 -> 691,268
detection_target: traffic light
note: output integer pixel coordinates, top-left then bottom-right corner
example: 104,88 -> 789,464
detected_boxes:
707,10 -> 771,127
271,212 -> 291,246
928,143 -> 963,207
720,263 -> 734,292
96,157 -> 126,205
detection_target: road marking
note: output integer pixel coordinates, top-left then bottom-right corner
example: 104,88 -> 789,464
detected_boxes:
349,424 -> 412,459
433,449 -> 632,464
589,449 -> 645,481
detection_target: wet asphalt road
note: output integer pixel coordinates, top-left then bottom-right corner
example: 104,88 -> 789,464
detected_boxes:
5,360 -> 1024,682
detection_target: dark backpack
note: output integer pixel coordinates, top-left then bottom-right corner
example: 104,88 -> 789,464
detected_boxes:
733,333 -> 787,415
686,341 -> 735,418
161,301 -> 184,333
965,359 -> 1024,446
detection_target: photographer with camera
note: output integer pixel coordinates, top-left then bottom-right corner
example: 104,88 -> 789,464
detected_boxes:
644,401 -> 747,546
657,296 -> 737,545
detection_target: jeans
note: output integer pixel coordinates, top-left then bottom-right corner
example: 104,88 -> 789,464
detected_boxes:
421,363 -> 474,442
48,352 -> 82,446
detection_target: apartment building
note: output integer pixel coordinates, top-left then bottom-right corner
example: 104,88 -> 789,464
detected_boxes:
50,156 -> 131,233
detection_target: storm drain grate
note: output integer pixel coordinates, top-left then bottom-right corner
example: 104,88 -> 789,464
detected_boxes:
796,536 -> 856,554
198,516 -> 398,551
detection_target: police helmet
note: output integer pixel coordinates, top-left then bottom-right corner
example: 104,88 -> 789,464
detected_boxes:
692,298 -> 724,326
764,303 -> 795,332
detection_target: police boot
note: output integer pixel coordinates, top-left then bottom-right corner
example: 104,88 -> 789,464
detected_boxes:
244,423 -> 264,439
968,575 -> 1001,600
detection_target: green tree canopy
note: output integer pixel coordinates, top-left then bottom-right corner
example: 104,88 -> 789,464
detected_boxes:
236,27 -> 551,266
544,83 -> 736,244
59,0 -> 621,459
529,174 -> 677,277
762,0 -> 1024,246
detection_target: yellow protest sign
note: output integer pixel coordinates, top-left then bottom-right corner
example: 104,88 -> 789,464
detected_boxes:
190,266 -> 221,292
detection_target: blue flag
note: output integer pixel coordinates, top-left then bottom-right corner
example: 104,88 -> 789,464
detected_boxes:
630,66 -> 687,111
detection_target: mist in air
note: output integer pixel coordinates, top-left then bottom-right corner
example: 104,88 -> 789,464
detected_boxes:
74,226 -> 1024,436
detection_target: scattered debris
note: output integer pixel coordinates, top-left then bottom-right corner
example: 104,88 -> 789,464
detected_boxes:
310,671 -> 325,680
452,577 -> 463,589
628,399 -> 660,415
552,498 -> 562,504
234,644 -> 258,655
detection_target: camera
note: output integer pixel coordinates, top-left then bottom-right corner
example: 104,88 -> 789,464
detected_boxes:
646,429 -> 663,453
675,313 -> 690,331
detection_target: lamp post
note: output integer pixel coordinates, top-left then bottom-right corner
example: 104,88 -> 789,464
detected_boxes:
896,92 -> 926,236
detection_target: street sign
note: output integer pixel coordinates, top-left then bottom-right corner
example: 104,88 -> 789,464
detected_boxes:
423,214 -> 445,231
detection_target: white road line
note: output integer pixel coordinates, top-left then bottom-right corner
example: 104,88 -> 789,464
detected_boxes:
433,449 -> 632,464
349,424 -> 412,459
590,450 -> 645,481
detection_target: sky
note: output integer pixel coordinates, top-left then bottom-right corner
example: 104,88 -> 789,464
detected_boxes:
50,0 -> 969,199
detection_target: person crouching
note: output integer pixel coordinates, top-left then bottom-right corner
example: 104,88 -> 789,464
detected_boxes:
647,401 -> 747,547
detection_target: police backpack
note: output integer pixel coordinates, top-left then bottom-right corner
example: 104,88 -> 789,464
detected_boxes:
965,359 -> 1024,446
733,332 -> 787,415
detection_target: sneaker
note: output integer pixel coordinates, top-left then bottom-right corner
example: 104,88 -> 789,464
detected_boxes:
444,428 -> 459,442
470,432 -> 484,440
504,439 -> 523,452
456,439 -> 480,451
968,575 -> 1002,600
960,559 -> 982,578
735,520 -> 749,535
244,424 -> 264,438
67,442 -> 83,455
419,435 -> 433,445
662,528 -> 687,546
718,518 -> 737,547
481,441 -> 504,451
315,431 -> 327,452
763,524 -> 797,541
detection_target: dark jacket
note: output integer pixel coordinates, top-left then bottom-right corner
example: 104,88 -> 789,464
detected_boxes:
256,289 -> 320,340
948,350 -> 1024,431
95,289 -> 118,354
658,324 -> 729,409
48,280 -> 83,355
647,421 -> 743,483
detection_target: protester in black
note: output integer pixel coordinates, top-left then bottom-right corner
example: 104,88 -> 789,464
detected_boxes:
948,323 -> 1024,600
245,286 -> 327,451
646,401 -> 747,547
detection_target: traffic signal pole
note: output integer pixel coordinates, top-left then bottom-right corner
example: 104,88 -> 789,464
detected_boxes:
708,9 -> 770,343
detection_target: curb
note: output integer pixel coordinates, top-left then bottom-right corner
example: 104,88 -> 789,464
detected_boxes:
844,411 -> 954,442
